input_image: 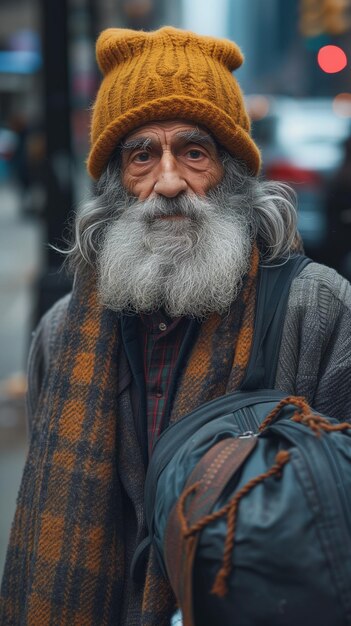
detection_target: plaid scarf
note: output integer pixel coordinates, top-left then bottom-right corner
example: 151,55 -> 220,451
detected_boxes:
0,246 -> 259,625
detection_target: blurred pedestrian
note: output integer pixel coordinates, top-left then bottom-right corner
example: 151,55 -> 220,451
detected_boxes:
1,26 -> 351,626
10,114 -> 46,216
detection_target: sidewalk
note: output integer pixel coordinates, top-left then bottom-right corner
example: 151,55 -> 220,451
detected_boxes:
0,180 -> 43,577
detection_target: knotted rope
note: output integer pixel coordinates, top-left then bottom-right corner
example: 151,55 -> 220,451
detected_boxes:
177,449 -> 290,597
259,395 -> 351,436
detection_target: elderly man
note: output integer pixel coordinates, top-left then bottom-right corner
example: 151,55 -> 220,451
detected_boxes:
1,26 -> 351,626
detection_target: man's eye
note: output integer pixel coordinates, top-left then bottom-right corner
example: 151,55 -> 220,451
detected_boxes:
187,149 -> 203,159
134,152 -> 150,162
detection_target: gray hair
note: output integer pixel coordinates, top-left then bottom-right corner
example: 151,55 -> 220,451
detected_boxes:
61,151 -> 298,275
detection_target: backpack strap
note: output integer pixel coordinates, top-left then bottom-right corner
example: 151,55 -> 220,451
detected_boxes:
164,436 -> 257,626
240,255 -> 311,391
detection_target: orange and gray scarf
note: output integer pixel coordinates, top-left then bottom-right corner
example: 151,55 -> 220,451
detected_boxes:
0,246 -> 259,625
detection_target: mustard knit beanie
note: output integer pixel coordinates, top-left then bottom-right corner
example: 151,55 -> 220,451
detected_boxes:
87,26 -> 261,180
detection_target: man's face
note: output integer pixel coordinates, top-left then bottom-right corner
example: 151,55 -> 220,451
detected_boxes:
121,120 -> 224,201
96,122 -> 252,319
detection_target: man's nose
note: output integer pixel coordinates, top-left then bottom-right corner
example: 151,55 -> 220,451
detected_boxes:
153,153 -> 188,198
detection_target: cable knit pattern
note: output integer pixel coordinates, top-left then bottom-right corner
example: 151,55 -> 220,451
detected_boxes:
275,262 -> 351,422
87,26 -> 261,179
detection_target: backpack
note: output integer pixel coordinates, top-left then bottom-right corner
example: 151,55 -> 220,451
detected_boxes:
142,256 -> 351,626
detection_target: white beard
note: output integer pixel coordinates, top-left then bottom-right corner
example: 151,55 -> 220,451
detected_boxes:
97,192 -> 253,319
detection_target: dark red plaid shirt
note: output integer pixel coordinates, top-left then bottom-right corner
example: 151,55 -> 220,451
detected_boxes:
138,310 -> 189,454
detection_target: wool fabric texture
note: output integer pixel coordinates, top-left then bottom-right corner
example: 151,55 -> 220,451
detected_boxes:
0,247 -> 259,625
87,26 -> 261,180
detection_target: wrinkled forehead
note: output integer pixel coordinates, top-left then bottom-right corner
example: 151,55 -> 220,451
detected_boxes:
121,119 -> 218,148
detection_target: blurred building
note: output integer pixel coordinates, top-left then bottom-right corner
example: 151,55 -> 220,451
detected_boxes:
183,0 -> 351,97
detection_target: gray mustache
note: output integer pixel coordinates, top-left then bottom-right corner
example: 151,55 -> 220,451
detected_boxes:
136,196 -> 205,223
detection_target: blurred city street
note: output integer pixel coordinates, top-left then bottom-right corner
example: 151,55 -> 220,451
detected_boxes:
0,181 -> 43,576
0,0 -> 351,608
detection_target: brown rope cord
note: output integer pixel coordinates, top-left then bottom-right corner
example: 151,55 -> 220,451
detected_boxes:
292,413 -> 351,433
210,449 -> 290,597
258,395 -> 308,431
259,395 -> 351,436
177,481 -> 234,539
177,450 -> 290,598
